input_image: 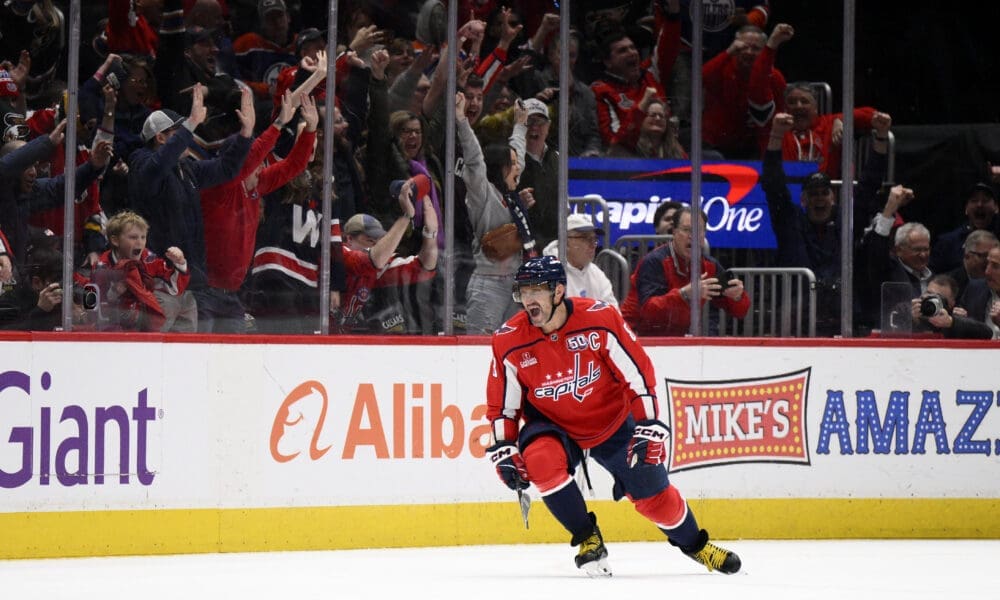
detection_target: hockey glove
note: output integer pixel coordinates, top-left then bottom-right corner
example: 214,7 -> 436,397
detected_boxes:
487,442 -> 530,490
627,419 -> 670,468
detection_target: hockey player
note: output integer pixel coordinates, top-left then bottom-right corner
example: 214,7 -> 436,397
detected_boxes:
485,255 -> 741,577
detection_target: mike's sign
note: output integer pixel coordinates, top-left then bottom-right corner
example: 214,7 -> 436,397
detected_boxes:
569,158 -> 820,249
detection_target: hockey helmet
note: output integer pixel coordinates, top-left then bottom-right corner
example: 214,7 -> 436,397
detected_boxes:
514,256 -> 567,289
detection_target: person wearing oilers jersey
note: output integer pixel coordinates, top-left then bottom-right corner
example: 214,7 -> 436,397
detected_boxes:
484,255 -> 740,577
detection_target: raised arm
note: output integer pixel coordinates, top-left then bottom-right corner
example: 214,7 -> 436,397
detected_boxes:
455,93 -> 490,207
369,180 -> 418,270
292,50 -> 329,103
652,0 -> 682,86
257,95 -> 319,195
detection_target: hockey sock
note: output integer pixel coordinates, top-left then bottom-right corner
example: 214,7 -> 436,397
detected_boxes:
662,506 -> 702,551
542,484 -> 593,541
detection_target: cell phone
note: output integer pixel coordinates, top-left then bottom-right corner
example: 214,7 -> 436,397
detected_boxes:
720,270 -> 737,289
106,72 -> 121,90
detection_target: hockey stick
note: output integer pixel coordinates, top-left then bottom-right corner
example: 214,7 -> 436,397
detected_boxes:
517,477 -> 531,529
516,487 -> 531,529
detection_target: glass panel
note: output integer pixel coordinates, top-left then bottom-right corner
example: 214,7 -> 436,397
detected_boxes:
4,2 -> 997,341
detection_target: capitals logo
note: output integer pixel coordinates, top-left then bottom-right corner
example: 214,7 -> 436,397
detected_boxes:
533,353 -> 602,403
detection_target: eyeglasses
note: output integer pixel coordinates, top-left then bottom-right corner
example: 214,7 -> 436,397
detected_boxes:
965,250 -> 990,260
399,128 -> 422,137
568,234 -> 598,246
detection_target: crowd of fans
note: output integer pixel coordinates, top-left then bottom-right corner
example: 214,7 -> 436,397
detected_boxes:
0,0 -> 996,339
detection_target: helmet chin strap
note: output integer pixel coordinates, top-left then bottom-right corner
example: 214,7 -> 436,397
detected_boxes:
541,288 -> 564,327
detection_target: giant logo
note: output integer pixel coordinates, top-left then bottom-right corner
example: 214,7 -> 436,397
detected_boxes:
666,368 -> 811,471
0,370 -> 157,488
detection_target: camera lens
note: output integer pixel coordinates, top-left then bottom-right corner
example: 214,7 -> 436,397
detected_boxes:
920,295 -> 943,317
83,288 -> 98,310
72,285 -> 99,310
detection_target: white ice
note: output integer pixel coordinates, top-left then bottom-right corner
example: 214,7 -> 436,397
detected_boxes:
2,540 -> 995,600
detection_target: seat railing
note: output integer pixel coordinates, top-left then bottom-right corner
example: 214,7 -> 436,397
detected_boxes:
710,267 -> 817,337
614,234 -> 672,272
593,248 -> 631,302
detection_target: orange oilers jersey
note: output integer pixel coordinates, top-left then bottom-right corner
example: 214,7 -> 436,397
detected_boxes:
486,297 -> 659,450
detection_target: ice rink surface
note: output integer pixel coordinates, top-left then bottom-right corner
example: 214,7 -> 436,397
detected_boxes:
3,539 -> 996,600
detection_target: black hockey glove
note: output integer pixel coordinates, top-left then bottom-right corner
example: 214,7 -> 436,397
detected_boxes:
486,442 -> 530,490
627,419 -> 670,468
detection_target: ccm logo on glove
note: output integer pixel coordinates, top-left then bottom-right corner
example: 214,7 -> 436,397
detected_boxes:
627,419 -> 671,468
487,442 -> 530,490
634,425 -> 668,440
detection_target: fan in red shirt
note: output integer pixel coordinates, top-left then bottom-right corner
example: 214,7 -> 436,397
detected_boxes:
701,22 -> 793,158
621,207 -> 750,336
198,89 -> 320,333
778,82 -> 886,180
91,210 -> 190,332
589,0 -> 682,148
336,176 -> 439,334
485,255 -> 741,577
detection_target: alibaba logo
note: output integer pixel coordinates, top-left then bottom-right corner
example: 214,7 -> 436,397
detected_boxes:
270,380 -> 333,462
632,164 -> 760,206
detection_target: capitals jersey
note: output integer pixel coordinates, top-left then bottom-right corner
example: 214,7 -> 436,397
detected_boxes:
486,297 -> 658,449
339,245 -> 436,327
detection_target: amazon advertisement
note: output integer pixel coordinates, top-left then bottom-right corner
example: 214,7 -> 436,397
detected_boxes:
0,339 -> 999,512
569,157 -> 820,248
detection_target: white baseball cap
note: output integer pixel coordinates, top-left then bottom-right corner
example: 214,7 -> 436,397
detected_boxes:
141,109 -> 185,142
522,98 -> 550,120
567,213 -> 604,235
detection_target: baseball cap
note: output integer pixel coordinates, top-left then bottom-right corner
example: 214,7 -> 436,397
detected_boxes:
344,214 -> 387,239
185,26 -> 216,48
415,0 -> 446,46
802,171 -> 832,193
258,0 -> 286,15
567,213 -> 605,236
141,109 -> 186,142
296,28 -> 326,55
967,182 -> 997,201
390,175 -> 432,203
522,98 -> 550,120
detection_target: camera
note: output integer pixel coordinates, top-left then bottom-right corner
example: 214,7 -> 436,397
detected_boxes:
920,293 -> 946,317
72,283 -> 99,311
719,269 -> 737,289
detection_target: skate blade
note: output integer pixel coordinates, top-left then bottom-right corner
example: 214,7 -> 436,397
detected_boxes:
580,558 -> 612,578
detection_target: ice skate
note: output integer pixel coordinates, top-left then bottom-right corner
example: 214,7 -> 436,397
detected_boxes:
681,530 -> 741,574
572,512 -> 612,577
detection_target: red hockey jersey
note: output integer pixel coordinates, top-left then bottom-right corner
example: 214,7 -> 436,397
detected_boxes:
340,245 -> 436,325
779,107 -> 876,179
486,297 -> 658,449
589,7 -> 681,146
